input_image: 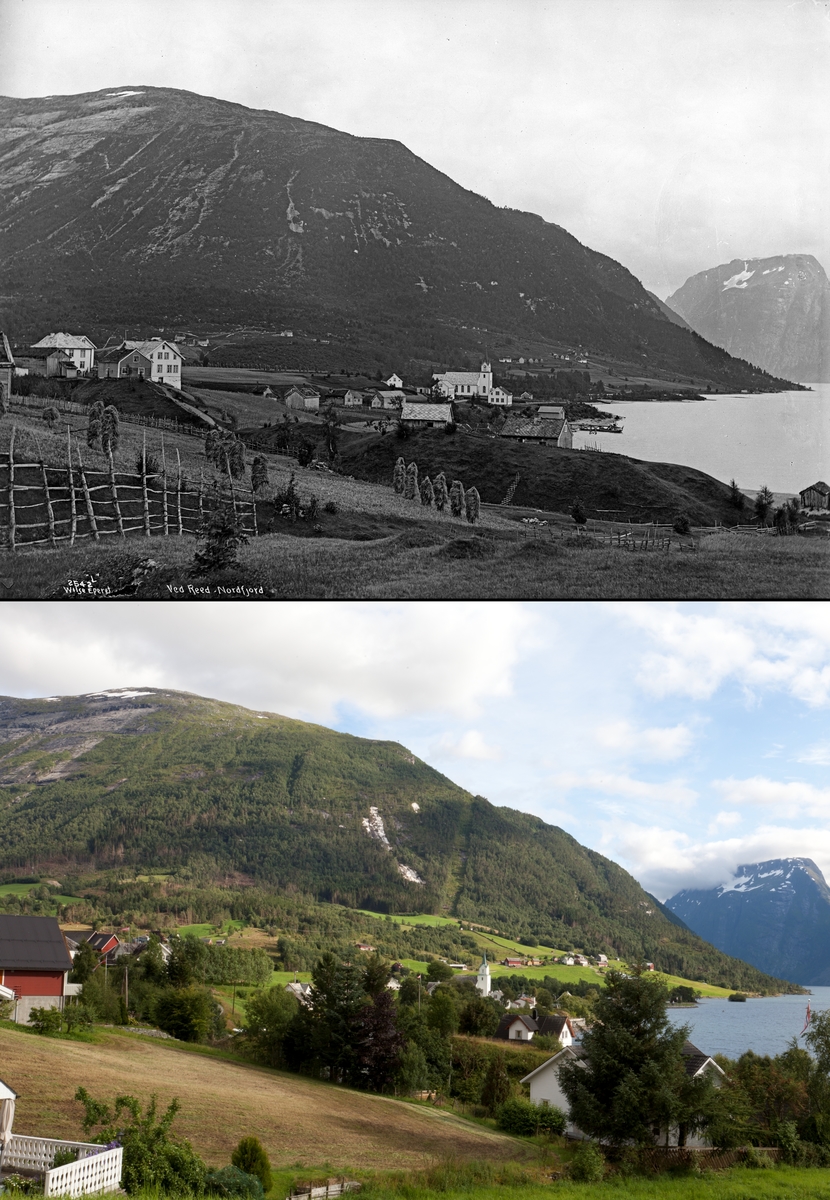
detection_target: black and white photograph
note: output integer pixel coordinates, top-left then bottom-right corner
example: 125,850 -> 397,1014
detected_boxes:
0,0 -> 827,599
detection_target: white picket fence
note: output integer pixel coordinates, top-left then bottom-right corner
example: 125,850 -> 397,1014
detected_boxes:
288,1182 -> 361,1200
1,1134 -> 122,1197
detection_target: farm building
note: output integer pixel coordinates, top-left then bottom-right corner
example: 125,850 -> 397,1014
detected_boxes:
500,415 -> 573,448
538,404 -> 565,418
96,347 -> 153,380
495,1012 -> 577,1045
488,386 -> 513,407
14,347 -> 76,378
30,332 -> 96,373
0,914 -> 76,1025
799,481 -> 829,510
385,373 -> 403,389
118,339 -> 183,389
285,385 -> 321,411
343,389 -> 364,407
400,401 -> 454,429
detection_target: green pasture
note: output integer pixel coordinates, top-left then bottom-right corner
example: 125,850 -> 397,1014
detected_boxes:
0,882 -> 84,905
354,908 -> 463,929
175,920 -> 246,939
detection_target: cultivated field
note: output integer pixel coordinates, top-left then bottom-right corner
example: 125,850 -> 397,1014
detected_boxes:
0,1026 -> 527,1171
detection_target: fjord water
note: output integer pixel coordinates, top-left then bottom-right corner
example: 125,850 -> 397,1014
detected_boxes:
666,987 -> 830,1059
574,384 -> 829,495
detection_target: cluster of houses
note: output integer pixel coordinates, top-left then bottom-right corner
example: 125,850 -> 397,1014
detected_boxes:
10,331 -> 185,391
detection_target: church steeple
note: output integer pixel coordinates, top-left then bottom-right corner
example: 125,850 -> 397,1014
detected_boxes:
476,950 -> 491,997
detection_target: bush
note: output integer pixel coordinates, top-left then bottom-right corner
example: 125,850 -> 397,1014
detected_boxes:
0,995 -> 13,1020
29,1006 -> 63,1035
324,500 -> 338,514
297,440 -> 315,467
569,1141 -> 605,1182
231,1137 -> 272,1194
497,1097 -> 565,1137
43,405 -> 60,429
672,512 -> 691,535
64,1004 -> 94,1033
206,1165 -> 264,1199
136,451 -> 161,477
52,1148 -> 78,1168
192,506 -> 249,576
154,986 -> 216,1042
570,499 -> 587,527
743,1145 -> 775,1169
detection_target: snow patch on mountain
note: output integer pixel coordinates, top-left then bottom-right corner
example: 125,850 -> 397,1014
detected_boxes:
722,265 -> 755,291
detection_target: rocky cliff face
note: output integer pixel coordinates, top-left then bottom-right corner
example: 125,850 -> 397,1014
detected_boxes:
666,255 -> 830,383
666,858 -> 830,985
0,87 -> 794,389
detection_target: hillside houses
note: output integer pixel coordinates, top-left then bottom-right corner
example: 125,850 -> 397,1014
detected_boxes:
500,414 -> 573,448
799,481 -> 829,510
31,332 -> 96,373
285,385 -> 321,411
121,339 -> 183,389
433,360 -> 492,399
97,346 -> 153,381
14,347 -> 76,379
400,401 -> 454,430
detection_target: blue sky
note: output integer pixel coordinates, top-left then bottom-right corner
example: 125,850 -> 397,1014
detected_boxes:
2,601 -> 829,901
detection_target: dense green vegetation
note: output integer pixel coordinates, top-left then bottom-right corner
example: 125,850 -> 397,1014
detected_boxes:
0,691 -> 798,995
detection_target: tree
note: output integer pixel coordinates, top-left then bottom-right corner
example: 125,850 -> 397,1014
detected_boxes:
426,988 -> 459,1038
396,1042 -> 429,1093
728,478 -> 745,511
243,986 -> 299,1066
363,953 -> 392,998
155,987 -> 216,1042
87,400 -> 104,448
449,479 -> 465,518
459,996 -> 501,1037
283,951 -> 367,1082
398,975 -> 422,1007
420,475 -> 434,507
29,1005 -> 63,1034
70,939 -> 100,984
465,486 -> 481,524
426,960 -> 455,984
231,1137 -> 272,1194
251,456 -> 269,494
754,485 -> 774,526
404,461 -> 419,500
392,457 -> 406,495
192,505 -> 249,576
558,970 -> 717,1147
297,439 -> 315,467
322,403 -> 340,461
570,498 -> 587,529
480,1053 -> 511,1114
101,405 -> 120,454
672,512 -> 691,535
433,472 -> 448,512
350,990 -> 404,1091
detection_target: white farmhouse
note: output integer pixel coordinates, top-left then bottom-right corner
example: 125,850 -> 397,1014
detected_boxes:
489,386 -> 513,407
385,373 -> 403,389
121,339 -> 184,389
475,953 -> 491,997
432,360 -> 492,400
31,332 -> 96,374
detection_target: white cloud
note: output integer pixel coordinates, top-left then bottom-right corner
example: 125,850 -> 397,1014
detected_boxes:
797,741 -> 830,767
614,603 -> 830,707
551,770 -> 698,808
431,730 -> 502,761
595,719 -> 695,761
707,811 -> 743,834
0,602 -> 536,722
712,775 -> 830,818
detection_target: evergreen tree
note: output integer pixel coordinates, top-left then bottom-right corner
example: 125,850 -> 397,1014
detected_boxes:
87,400 -> 104,449
570,498 -> 587,529
404,461 -> 419,500
232,1138 -> 272,1194
363,953 -> 391,998
101,405 -> 120,454
426,988 -> 459,1038
349,990 -> 404,1091
392,457 -> 406,495
449,480 -> 465,518
558,970 -> 717,1146
433,472 -> 448,512
243,987 -> 299,1067
284,951 -> 367,1082
481,1053 -> 511,1113
70,939 -> 99,983
754,485 -> 774,526
420,475 -> 434,507
728,478 -> 745,511
465,486 -> 481,524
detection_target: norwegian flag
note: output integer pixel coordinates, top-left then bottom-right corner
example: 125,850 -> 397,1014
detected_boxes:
800,1002 -> 812,1036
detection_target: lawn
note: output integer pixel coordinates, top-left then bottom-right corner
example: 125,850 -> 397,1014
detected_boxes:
0,882 -> 84,906
0,1025 -> 528,1172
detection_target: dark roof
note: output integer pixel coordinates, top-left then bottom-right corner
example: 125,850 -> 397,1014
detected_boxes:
800,481 -> 830,495
0,915 -> 73,972
18,346 -> 70,361
681,1040 -> 716,1077
501,416 -> 566,439
495,1012 -> 538,1038
62,929 -> 94,944
537,1014 -> 573,1039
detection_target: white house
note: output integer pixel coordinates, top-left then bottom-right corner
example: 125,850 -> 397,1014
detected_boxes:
432,361 -> 492,400
285,981 -> 313,1005
31,332 -> 96,374
489,386 -> 513,407
121,340 -> 184,389
496,1012 -> 576,1044
538,405 -> 565,419
343,389 -> 364,407
475,953 -> 491,997
385,373 -> 403,389
521,1041 -> 725,1145
284,385 -> 321,411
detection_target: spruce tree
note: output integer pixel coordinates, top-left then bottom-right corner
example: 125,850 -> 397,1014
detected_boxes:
481,1053 -> 511,1114
392,457 -> 406,495
420,475 -> 434,507
232,1137 -> 272,1194
449,479 -> 465,518
465,486 -> 480,524
433,472 -> 448,512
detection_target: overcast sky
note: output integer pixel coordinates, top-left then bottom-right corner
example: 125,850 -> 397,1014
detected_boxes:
2,0 -> 828,297
2,600 -> 830,903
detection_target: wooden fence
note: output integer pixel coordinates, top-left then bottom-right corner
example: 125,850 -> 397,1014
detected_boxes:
602,1144 -> 782,1173
11,394 -> 210,438
287,1182 -> 360,1200
0,427 -> 257,551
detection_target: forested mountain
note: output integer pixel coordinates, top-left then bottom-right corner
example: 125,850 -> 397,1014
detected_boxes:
667,858 -> 830,985
0,688 -> 795,993
0,87 -> 794,390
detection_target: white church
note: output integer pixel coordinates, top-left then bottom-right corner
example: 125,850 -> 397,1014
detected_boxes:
433,361 -> 493,400
475,952 -> 491,996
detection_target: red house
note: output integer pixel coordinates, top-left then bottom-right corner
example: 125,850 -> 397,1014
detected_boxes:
0,915 -> 73,1025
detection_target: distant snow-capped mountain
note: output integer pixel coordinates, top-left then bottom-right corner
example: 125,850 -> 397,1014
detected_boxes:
666,858 -> 830,986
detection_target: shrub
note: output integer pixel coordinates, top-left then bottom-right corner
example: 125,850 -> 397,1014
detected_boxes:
29,1006 -> 63,1035
52,1148 -> 78,1168
136,451 -> 161,477
323,500 -> 338,514
231,1137 -> 272,1194
206,1165 -> 264,1199
192,506 -> 249,576
672,512 -> 691,535
297,440 -> 315,467
744,1145 -> 775,1169
497,1097 -> 565,1137
569,1141 -> 605,1182
0,994 -> 13,1020
570,498 -> 587,527
154,986 -> 216,1042
43,405 -> 60,430
64,1004 -> 94,1033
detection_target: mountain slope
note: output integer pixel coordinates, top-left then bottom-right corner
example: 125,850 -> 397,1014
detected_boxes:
666,858 -> 830,985
0,688 -> 797,994
666,255 -> 830,383
0,86 -> 794,391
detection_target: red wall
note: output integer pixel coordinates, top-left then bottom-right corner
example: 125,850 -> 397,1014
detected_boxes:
1,970 -> 65,996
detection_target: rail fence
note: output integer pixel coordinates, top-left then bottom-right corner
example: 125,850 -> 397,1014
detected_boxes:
11,394 -> 210,438
515,522 -> 698,553
0,427 -> 257,551
602,1145 -> 782,1173
287,1182 -> 360,1200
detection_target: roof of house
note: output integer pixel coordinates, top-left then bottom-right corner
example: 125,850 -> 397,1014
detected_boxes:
0,1077 -> 18,1101
133,340 -> 183,358
501,416 -> 566,439
537,1014 -> 575,1039
0,915 -> 73,972
401,402 -> 453,421
19,346 -> 72,361
518,1040 -> 722,1085
520,1044 -> 584,1083
495,1012 -> 538,1038
97,347 -> 150,364
31,333 -> 95,350
800,481 -> 830,495
286,385 -> 321,398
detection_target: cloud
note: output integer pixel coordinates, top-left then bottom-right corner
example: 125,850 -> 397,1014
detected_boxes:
431,730 -> 502,761
797,741 -> 830,767
615,603 -> 830,706
712,775 -> 830,819
601,820 -> 830,901
0,602 -> 536,722
551,770 -> 698,808
707,811 -> 742,834
595,719 -> 695,761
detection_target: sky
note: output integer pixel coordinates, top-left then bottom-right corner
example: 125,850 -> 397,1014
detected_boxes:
2,600 -> 830,904
1,0 -> 828,298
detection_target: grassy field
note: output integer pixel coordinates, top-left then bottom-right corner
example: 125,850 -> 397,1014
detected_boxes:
0,1025 -> 529,1171
0,882 -> 84,905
